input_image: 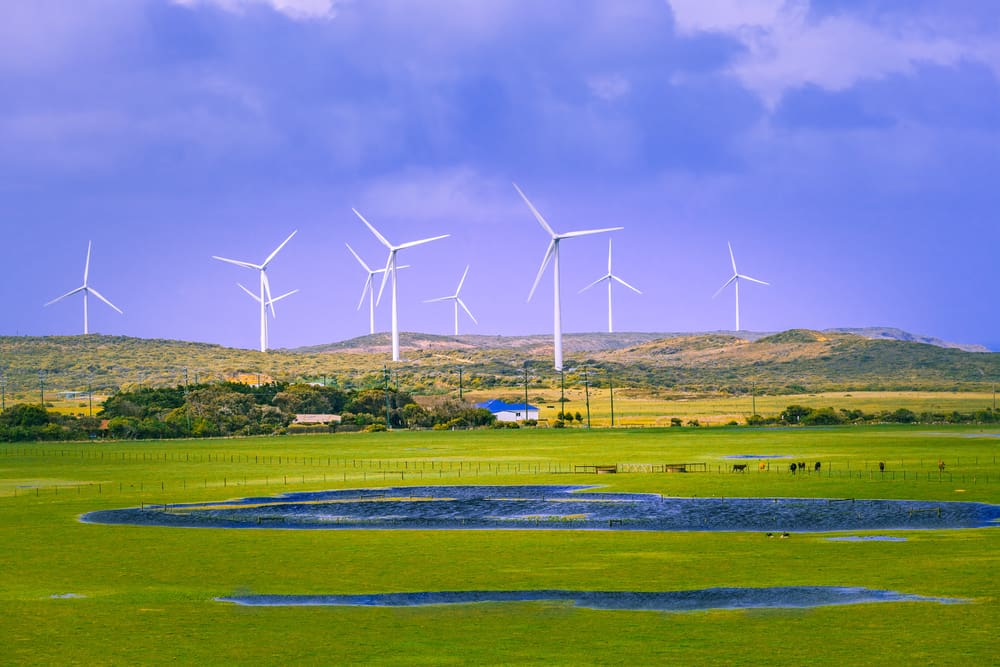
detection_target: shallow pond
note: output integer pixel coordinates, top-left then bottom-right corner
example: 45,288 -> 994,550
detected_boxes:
217,587 -> 963,611
81,485 -> 1000,532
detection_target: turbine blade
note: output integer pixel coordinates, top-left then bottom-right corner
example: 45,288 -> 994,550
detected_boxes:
456,265 -> 470,294
262,272 -> 276,317
607,238 -> 613,273
712,275 -> 737,299
579,274 -> 608,294
44,285 -> 86,306
613,275 -> 642,294
728,241 -> 738,274
262,230 -> 297,267
527,241 -> 556,302
83,241 -> 92,284
354,208 -> 393,249
397,234 -> 449,250
739,274 -> 770,286
423,296 -> 452,303
87,287 -> 123,315
212,256 -> 260,271
458,298 -> 477,324
558,227 -> 623,239
513,183 -> 557,237
237,282 -> 261,303
357,275 -> 372,311
346,243 -> 370,272
268,288 -> 298,307
376,252 -> 393,305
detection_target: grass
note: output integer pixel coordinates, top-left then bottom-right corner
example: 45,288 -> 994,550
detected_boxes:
1,425 -> 998,665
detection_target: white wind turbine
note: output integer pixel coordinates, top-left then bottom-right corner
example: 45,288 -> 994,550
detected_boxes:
345,243 -> 408,336
514,183 -> 623,371
424,265 -> 477,335
212,231 -> 298,352
579,238 -> 641,333
713,241 -> 769,331
44,241 -> 123,334
353,208 -> 449,362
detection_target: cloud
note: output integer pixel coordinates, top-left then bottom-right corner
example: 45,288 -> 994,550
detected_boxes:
171,0 -> 341,21
667,0 -> 982,107
587,74 -> 631,101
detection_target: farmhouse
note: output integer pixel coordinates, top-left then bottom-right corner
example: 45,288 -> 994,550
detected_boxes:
475,399 -> 539,423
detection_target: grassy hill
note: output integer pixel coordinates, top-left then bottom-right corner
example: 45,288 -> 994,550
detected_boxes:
0,329 -> 996,397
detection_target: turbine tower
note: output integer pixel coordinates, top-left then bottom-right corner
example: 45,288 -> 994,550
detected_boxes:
346,243 -> 408,335
425,265 -> 477,335
353,208 -> 449,362
213,231 -> 298,352
44,241 -> 123,334
713,241 -> 769,331
514,183 -> 623,371
579,238 -> 641,333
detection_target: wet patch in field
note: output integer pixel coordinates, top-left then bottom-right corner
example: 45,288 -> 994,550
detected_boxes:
825,536 -> 908,542
81,485 -> 1000,532
217,587 -> 963,611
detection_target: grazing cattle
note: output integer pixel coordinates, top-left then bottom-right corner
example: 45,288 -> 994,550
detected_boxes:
879,461 -> 885,472
938,460 -> 946,472
790,463 -> 797,474
814,461 -> 821,472
799,461 -> 806,472
759,461 -> 767,471
732,463 -> 748,473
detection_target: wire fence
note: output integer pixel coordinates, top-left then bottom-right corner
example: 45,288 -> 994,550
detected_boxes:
2,446 -> 997,499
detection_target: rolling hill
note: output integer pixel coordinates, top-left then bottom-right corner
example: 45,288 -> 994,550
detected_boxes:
0,328 -> 995,397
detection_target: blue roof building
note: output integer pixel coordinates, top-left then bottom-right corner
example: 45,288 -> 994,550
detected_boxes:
475,399 -> 539,422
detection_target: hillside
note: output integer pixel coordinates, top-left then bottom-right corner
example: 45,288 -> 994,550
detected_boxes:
0,329 -> 996,396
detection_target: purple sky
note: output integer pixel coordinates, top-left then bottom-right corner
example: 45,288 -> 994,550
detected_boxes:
2,1 -> 998,350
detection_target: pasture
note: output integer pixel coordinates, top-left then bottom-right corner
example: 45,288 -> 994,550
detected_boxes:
463,389 -> 999,426
1,425 -> 998,665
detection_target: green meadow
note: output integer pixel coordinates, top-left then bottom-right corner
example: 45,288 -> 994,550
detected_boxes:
2,425 -> 998,665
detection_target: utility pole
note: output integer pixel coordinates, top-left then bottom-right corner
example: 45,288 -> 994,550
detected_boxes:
608,370 -> 615,427
458,367 -> 463,401
752,380 -> 757,417
384,364 -> 391,430
39,371 -> 45,406
1,374 -> 5,411
584,369 -> 591,429
88,377 -> 93,417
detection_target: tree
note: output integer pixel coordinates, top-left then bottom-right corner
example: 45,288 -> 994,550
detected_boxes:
0,404 -> 51,428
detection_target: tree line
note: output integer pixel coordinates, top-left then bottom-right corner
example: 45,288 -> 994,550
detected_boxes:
0,382 -> 495,441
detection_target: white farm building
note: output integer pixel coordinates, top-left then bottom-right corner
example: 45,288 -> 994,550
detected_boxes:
475,399 -> 539,423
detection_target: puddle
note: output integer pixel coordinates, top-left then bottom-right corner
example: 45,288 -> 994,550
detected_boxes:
724,455 -> 791,459
217,587 -> 963,611
49,593 -> 86,599
825,536 -> 908,542
81,486 -> 1000,532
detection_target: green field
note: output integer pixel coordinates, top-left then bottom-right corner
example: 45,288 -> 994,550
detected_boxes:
1,426 -> 998,665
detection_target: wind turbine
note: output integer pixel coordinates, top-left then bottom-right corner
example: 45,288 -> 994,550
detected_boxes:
713,241 -> 769,331
579,239 -> 641,334
514,183 -> 623,371
44,241 -> 123,334
345,243 -> 408,335
212,230 -> 298,352
353,208 -> 449,362
425,265 -> 477,335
